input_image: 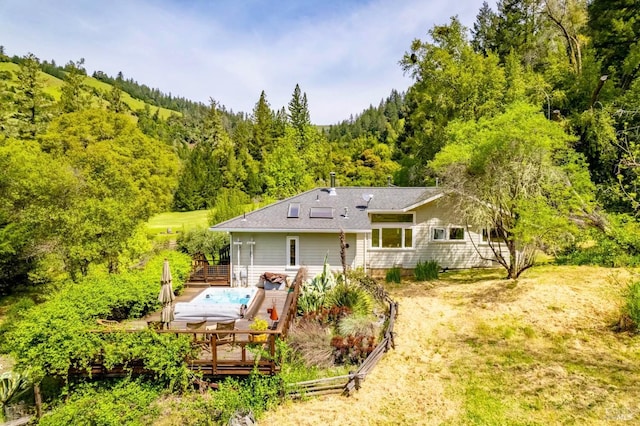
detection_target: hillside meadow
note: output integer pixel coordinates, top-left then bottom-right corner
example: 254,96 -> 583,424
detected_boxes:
145,210 -> 210,240
258,265 -> 640,426
0,62 -> 176,119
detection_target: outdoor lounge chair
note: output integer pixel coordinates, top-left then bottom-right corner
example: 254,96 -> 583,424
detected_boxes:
186,320 -> 207,330
208,321 -> 236,346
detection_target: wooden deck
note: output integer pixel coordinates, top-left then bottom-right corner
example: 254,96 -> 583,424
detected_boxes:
80,271 -> 303,379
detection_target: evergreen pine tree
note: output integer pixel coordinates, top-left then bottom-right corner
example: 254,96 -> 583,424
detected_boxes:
13,53 -> 53,138
59,59 -> 91,113
288,83 -> 311,137
471,1 -> 498,56
252,90 -> 274,160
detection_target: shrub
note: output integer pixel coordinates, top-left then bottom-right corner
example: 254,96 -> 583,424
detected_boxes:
5,251 -> 192,381
625,280 -> 640,331
274,339 -> 322,385
415,259 -> 439,281
331,334 -> 376,365
385,266 -> 401,283
100,331 -> 194,391
326,282 -> 373,316
1,371 -> 30,421
39,380 -> 160,426
557,213 -> 640,267
337,314 -> 380,338
347,268 -> 389,303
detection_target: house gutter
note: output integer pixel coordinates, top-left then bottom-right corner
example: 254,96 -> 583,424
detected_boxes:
211,227 -> 372,233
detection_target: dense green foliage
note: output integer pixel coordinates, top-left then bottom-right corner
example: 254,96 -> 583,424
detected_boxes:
557,213 -> 640,267
39,380 -> 161,426
2,251 -> 192,382
2,1 -> 640,420
0,107 -> 179,289
326,282 -> 374,317
176,227 -> 227,261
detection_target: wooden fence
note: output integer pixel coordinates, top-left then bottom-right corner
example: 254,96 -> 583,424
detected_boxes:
285,290 -> 399,398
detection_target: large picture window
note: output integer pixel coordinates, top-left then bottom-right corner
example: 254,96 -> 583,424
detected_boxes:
370,213 -> 414,249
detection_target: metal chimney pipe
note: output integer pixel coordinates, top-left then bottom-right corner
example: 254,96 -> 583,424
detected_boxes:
329,172 -> 337,195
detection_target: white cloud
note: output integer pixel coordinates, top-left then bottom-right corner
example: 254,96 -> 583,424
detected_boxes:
0,0 -> 493,123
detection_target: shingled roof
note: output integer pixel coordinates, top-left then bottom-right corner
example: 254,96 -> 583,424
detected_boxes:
210,186 -> 443,233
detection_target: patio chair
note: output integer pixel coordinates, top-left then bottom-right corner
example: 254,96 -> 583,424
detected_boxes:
212,321 -> 236,346
186,320 -> 207,340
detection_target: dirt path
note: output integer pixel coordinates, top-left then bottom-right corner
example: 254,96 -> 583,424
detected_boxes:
261,266 -> 640,425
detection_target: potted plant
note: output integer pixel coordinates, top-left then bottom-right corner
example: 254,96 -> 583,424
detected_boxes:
249,318 -> 268,342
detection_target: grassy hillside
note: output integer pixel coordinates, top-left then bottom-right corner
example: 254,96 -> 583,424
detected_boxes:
261,266 -> 640,425
146,210 -> 210,240
0,62 -> 177,119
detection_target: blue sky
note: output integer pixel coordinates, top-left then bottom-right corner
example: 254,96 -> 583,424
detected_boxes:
0,0 -> 494,124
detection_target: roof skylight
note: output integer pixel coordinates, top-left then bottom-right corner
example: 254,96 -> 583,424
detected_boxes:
287,203 -> 300,218
309,207 -> 334,219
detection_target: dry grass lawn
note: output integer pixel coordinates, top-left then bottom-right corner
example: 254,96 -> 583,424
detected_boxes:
261,265 -> 640,425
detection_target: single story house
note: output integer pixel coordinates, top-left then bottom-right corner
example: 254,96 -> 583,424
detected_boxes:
210,181 -> 502,286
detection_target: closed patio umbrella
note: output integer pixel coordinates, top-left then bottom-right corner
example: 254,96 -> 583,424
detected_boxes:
158,258 -> 175,329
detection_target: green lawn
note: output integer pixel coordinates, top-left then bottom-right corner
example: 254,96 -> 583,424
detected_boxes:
146,210 -> 210,239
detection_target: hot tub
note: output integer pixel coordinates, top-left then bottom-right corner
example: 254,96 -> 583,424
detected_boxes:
173,287 -> 260,322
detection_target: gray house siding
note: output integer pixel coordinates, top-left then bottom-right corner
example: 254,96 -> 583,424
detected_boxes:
230,231 -> 358,286
366,199 -> 498,270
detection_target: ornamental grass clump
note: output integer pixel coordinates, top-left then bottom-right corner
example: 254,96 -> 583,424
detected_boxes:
385,266 -> 401,283
326,282 -> 373,316
287,321 -> 335,368
415,259 -> 439,281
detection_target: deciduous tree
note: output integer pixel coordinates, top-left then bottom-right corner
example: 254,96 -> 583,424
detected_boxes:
40,109 -> 179,275
430,103 -> 595,278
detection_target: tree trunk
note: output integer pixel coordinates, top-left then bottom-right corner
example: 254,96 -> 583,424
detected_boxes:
34,383 -> 42,419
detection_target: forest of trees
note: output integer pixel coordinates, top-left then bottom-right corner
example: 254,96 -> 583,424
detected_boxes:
1,0 -> 640,290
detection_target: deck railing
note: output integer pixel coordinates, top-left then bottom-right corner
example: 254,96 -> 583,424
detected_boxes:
189,262 -> 230,284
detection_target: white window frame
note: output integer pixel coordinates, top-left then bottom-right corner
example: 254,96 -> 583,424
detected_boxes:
431,226 -> 466,242
432,227 -> 446,241
286,236 -> 299,268
481,228 -> 501,244
449,227 -> 465,240
369,212 -> 415,249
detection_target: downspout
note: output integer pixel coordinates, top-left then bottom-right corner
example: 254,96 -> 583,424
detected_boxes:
364,232 -> 368,274
229,232 -> 234,285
